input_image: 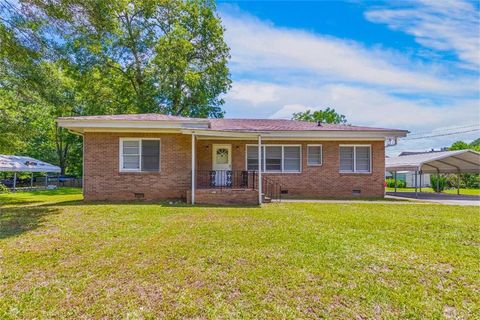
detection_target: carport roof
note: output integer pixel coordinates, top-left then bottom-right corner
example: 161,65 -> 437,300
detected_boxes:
0,155 -> 61,173
386,150 -> 480,173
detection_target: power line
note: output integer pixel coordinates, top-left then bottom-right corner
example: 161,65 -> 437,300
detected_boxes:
403,128 -> 480,140
407,123 -> 480,137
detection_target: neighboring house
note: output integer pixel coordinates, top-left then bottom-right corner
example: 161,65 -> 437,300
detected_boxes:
57,114 -> 408,204
385,171 -> 431,188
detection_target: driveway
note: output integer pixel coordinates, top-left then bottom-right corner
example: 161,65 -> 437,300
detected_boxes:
386,192 -> 480,206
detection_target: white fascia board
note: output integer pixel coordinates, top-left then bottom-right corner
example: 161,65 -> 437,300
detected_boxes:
185,129 -> 407,140
57,119 -> 210,132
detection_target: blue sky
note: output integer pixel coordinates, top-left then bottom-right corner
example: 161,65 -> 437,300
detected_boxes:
215,0 -> 480,154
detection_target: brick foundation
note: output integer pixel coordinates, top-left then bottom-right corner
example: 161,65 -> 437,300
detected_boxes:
187,189 -> 259,205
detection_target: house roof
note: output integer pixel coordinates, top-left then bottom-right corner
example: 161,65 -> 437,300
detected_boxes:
0,155 -> 61,173
386,150 -> 480,174
57,113 -> 408,139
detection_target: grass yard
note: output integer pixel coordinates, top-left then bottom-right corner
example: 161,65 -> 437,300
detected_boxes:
386,187 -> 480,196
1,189 -> 479,319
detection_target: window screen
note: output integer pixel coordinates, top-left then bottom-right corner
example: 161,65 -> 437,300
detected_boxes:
283,146 -> 301,172
339,146 -> 371,173
265,146 -> 282,171
141,140 -> 160,171
121,139 -> 160,172
307,145 -> 322,165
339,146 -> 354,172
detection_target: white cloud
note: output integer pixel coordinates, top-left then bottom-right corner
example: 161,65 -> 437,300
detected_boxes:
224,81 -> 480,153
365,0 -> 480,70
218,4 -> 480,153
220,5 -> 478,94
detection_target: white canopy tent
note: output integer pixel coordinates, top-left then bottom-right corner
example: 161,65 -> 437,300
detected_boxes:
386,150 -> 480,195
0,155 -> 61,191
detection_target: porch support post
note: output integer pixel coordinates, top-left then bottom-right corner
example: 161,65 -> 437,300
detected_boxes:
258,135 -> 262,205
191,133 -> 196,205
13,172 -> 16,192
30,172 -> 34,189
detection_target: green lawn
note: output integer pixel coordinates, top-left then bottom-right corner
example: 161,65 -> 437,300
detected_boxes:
386,187 -> 480,196
1,189 -> 479,319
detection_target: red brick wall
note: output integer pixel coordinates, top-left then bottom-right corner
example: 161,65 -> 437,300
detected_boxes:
83,133 -> 385,201
187,189 -> 258,205
83,132 -> 191,201
196,140 -> 385,198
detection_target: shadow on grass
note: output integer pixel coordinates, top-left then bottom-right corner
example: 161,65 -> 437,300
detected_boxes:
0,205 -> 60,239
59,200 -> 261,209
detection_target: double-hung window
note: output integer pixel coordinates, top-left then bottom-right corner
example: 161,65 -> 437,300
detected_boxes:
246,145 -> 301,173
120,139 -> 160,172
307,145 -> 322,166
339,145 -> 371,173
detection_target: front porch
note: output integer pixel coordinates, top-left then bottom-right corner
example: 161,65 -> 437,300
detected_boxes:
188,169 -> 282,205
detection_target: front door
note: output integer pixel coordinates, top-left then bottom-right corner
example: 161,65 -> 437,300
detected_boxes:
212,144 -> 232,186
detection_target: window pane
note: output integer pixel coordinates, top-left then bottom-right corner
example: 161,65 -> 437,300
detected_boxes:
123,155 -> 140,169
141,140 -> 160,172
265,146 -> 282,171
283,146 -> 300,172
340,147 -> 354,172
123,140 -> 139,155
246,146 -> 264,171
308,146 -> 322,165
355,146 -> 370,172
216,148 -> 229,165
122,140 -> 140,170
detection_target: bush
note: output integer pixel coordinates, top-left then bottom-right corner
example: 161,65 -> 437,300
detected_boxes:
385,178 -> 406,188
430,175 -> 447,192
0,183 -> 10,193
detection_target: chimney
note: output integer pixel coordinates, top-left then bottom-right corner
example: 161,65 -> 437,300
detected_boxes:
317,120 -> 322,127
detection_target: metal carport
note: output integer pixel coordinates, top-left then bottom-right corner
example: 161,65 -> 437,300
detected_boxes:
0,155 -> 61,191
386,150 -> 480,196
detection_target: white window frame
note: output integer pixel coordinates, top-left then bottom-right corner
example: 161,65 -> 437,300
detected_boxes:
119,138 -> 161,172
245,144 -> 302,173
339,144 -> 372,174
307,144 -> 323,166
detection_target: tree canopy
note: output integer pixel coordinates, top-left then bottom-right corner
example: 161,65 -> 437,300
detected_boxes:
292,108 -> 347,124
0,0 -> 231,175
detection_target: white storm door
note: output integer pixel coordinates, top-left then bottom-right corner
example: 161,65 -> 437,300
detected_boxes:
212,144 -> 232,186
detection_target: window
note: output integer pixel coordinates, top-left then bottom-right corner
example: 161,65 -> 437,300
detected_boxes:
307,145 -> 322,166
120,139 -> 160,172
246,145 -> 301,173
339,145 -> 371,173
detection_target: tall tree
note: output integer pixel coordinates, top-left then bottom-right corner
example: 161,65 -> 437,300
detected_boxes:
0,0 -> 231,175
292,108 -> 347,124
25,0 -> 231,117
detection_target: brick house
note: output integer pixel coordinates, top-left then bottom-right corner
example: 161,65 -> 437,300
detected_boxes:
57,114 -> 408,205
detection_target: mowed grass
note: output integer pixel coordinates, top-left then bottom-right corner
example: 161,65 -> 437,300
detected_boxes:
0,189 -> 479,319
386,187 -> 480,196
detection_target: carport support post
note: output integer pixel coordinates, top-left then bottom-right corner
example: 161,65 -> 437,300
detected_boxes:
45,173 -> 48,188
13,172 -> 16,192
394,171 -> 397,193
457,172 -> 460,195
414,170 -> 418,198
30,172 -> 33,189
436,169 -> 440,193
419,171 -> 422,192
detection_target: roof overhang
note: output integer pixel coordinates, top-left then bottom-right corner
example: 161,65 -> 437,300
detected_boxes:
57,119 -> 408,140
